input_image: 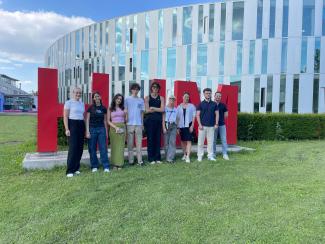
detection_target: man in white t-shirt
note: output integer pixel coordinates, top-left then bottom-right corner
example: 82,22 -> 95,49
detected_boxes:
125,83 -> 145,165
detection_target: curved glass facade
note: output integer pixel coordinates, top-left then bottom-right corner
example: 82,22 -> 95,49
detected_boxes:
46,0 -> 325,114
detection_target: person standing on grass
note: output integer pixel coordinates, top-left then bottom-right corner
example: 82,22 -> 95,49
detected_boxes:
125,83 -> 145,166
144,82 -> 165,165
176,92 -> 196,163
196,88 -> 219,162
213,91 -> 229,160
162,95 -> 178,163
86,92 -> 110,173
63,87 -> 85,177
108,94 -> 126,170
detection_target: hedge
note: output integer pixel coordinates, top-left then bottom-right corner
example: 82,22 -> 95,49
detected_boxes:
57,113 -> 325,145
238,113 -> 325,141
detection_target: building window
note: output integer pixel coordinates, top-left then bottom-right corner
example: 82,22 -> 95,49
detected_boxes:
145,13 -> 150,49
256,0 -> 263,39
237,41 -> 243,75
111,55 -> 115,81
269,0 -> 276,38
172,9 -> 177,47
129,58 -> 133,73
281,39 -> 288,73
94,24 -> 97,57
133,16 -> 137,81
313,75 -> 319,113
260,87 -> 265,107
140,50 -> 149,80
282,0 -> 289,37
254,77 -> 260,112
89,26 -> 92,58
262,39 -> 268,74
99,23 -> 103,56
75,30 -> 80,59
302,0 -> 315,36
115,18 -> 123,53
219,42 -> 225,76
249,40 -> 255,75
292,75 -> 300,113
167,48 -> 176,78
314,37 -> 321,73
323,0 -> 325,35
81,29 -> 85,59
186,45 -> 191,80
198,5 -> 204,43
209,4 -> 215,42
279,74 -> 286,112
232,1 -> 244,40
183,6 -> 193,45
105,21 -> 109,54
130,28 -> 133,44
300,37 -> 308,73
197,44 -> 207,76
126,17 -> 130,53
220,3 -> 226,41
266,75 -> 273,112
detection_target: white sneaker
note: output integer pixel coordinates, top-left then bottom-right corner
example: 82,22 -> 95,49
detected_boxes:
197,156 -> 202,162
185,157 -> 190,163
223,154 -> 229,160
150,161 -> 156,165
208,157 -> 217,162
92,168 -> 98,173
156,161 -> 162,164
138,161 -> 144,166
181,155 -> 186,161
104,168 -> 110,173
66,173 -> 73,178
74,171 -> 80,175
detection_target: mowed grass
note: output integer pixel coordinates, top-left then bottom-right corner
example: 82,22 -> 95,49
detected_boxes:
0,115 -> 325,243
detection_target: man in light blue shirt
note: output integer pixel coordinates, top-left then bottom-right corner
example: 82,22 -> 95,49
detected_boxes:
125,83 -> 145,165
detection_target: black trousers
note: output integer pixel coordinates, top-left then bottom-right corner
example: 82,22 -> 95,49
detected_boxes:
66,119 -> 85,174
146,119 -> 162,162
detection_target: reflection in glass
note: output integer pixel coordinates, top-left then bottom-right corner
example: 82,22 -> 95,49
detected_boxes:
119,53 -> 125,81
281,39 -> 288,73
279,74 -> 286,112
141,50 -> 149,80
254,77 -> 260,112
256,0 -> 263,39
183,6 -> 193,45
313,75 -> 319,113
186,45 -> 192,80
302,0 -> 315,36
236,41 -> 243,75
105,21 -> 109,54
145,13 -> 150,49
115,18 -> 122,53
198,5 -> 204,43
323,1 -> 325,35
94,24 -> 97,56
249,40 -> 255,75
75,30 -> 80,59
266,75 -> 273,112
220,3 -> 226,41
209,4 -> 215,42
314,37 -> 321,73
292,75 -> 299,113
172,9 -> 177,47
300,37 -> 308,73
269,0 -> 276,38
197,44 -> 207,76
167,48 -> 176,78
282,0 -> 289,37
232,1 -> 244,40
262,39 -> 268,74
219,42 -> 225,76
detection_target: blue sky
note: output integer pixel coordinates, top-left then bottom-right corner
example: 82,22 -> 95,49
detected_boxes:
0,0 -> 214,92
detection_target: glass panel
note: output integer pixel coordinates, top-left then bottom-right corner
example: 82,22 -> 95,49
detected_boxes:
167,48 -> 176,78
314,37 -> 321,73
186,45 -> 192,79
119,53 -> 125,81
115,18 -> 122,53
313,75 -> 319,113
209,4 -> 215,42
254,77 -> 260,112
141,50 -> 149,80
232,1 -> 244,40
219,42 -> 225,76
282,0 -> 289,37
266,75 -> 273,112
75,30 -> 80,59
172,9 -> 177,46
158,10 -> 163,77
302,0 -> 315,36
94,24 -> 97,56
99,23 -> 103,56
256,0 -> 263,39
81,29 -> 85,59
269,0 -> 276,38
292,75 -> 299,113
279,74 -> 286,112
89,26 -> 92,58
105,21 -> 109,54
323,0 -> 325,35
126,17 -> 130,53
133,16 -> 137,81
300,37 -> 308,73
262,39 -> 268,74
281,38 -> 288,73
249,40 -> 255,75
183,6 -> 193,45
145,13 -> 150,49
220,3 -> 226,41
197,44 -> 207,76
198,5 -> 204,43
260,88 -> 265,107
237,41 -> 243,75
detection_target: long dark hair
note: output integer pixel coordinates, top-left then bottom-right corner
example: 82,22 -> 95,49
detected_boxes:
92,91 -> 102,106
110,93 -> 124,112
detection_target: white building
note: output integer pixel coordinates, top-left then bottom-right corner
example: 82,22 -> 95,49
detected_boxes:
45,0 -> 325,113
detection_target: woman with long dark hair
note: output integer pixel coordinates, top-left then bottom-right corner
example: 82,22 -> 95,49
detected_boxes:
86,92 -> 110,173
108,93 -> 126,170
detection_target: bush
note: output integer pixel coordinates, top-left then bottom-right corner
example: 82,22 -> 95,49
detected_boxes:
238,113 -> 325,141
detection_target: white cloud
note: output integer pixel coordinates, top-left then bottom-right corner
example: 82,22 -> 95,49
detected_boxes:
0,9 -> 94,64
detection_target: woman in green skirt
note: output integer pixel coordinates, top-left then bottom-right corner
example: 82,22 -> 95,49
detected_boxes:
107,94 -> 126,170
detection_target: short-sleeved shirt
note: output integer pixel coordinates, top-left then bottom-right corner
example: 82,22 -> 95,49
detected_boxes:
217,102 -> 228,126
87,105 -> 107,128
197,100 -> 218,127
64,99 -> 85,120
125,96 -> 145,126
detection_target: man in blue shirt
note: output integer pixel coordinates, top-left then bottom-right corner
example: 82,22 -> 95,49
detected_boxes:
196,88 -> 219,162
213,91 -> 229,160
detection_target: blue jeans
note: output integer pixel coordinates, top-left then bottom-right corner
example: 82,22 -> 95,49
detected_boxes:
88,127 -> 110,169
213,125 -> 228,156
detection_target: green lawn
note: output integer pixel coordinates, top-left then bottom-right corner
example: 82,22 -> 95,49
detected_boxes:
0,115 -> 325,243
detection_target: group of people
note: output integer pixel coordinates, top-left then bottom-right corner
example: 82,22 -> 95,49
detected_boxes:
63,82 -> 229,177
